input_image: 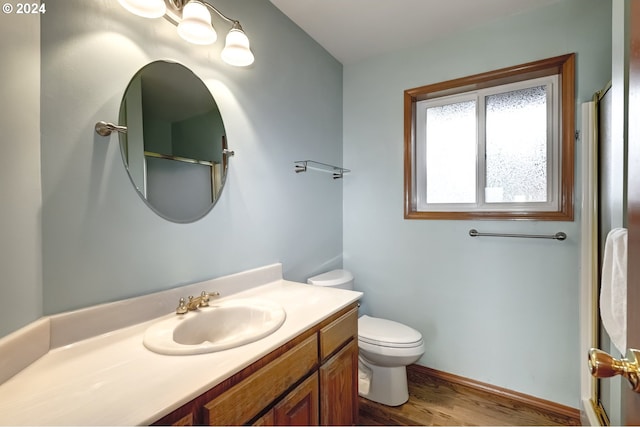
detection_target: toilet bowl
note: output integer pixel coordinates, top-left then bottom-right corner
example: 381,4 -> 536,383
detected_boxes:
358,315 -> 425,406
307,269 -> 425,406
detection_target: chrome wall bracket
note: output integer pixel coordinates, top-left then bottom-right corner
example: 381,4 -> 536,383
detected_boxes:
95,121 -> 128,137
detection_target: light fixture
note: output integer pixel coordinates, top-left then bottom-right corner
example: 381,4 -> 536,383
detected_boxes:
177,1 -> 217,45
221,22 -> 255,67
118,0 -> 166,19
119,0 -> 254,67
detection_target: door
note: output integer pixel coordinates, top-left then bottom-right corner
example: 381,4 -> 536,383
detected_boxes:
590,1 -> 640,424
624,0 -> 640,422
596,83 -> 622,426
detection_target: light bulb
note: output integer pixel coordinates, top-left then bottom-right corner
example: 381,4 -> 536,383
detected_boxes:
221,26 -> 254,67
177,1 -> 217,45
118,0 -> 166,18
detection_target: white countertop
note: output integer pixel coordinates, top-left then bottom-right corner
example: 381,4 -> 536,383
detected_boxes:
0,268 -> 361,425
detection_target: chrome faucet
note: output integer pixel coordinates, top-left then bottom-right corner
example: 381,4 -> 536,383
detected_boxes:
176,291 -> 220,314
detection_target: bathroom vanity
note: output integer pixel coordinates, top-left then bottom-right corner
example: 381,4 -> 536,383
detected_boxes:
0,264 -> 362,425
154,304 -> 359,425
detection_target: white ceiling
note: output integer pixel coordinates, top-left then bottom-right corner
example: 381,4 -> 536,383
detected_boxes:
269,0 -> 563,65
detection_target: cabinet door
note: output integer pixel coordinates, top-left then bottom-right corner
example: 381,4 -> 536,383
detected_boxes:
274,373 -> 319,426
319,339 -> 358,426
252,409 -> 275,426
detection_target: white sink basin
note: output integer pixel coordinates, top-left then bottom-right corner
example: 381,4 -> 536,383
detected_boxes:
143,298 -> 286,355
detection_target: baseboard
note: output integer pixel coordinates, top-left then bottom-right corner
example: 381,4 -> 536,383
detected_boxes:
409,364 -> 581,421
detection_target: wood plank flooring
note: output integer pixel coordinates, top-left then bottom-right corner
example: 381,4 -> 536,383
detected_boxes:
358,365 -> 581,426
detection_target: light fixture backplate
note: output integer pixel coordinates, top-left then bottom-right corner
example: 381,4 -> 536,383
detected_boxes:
164,0 -> 186,25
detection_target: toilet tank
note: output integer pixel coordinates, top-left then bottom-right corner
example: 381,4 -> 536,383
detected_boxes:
307,269 -> 354,290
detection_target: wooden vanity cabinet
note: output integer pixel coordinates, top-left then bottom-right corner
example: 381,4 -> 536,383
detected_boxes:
273,372 -> 320,425
318,308 -> 359,426
319,340 -> 359,426
204,335 -> 318,425
151,303 -> 358,426
252,373 -> 319,426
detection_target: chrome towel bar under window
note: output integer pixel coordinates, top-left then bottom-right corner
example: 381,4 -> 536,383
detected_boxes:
468,229 -> 567,241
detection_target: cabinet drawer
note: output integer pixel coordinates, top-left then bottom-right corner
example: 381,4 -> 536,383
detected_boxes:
152,403 -> 197,426
171,413 -> 194,426
204,335 -> 318,425
319,308 -> 357,361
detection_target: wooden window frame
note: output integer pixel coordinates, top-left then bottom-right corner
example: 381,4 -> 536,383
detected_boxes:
403,53 -> 575,221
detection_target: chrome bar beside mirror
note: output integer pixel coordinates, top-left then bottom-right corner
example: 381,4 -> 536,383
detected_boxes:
95,121 -> 128,137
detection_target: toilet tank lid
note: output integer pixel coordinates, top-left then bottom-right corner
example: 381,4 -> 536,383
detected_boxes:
307,269 -> 353,286
358,315 -> 423,345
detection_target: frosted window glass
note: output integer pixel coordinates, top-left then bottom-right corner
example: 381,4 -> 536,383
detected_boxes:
425,100 -> 476,204
485,86 -> 547,203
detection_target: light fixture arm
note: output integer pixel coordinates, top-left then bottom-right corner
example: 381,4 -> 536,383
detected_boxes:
166,0 -> 240,26
200,1 -> 235,25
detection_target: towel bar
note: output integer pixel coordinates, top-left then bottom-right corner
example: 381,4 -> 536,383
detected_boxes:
468,229 -> 567,241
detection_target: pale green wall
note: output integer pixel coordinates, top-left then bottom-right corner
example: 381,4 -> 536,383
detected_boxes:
38,0 -> 343,315
0,11 -> 42,338
0,0 -> 343,335
343,0 -> 612,408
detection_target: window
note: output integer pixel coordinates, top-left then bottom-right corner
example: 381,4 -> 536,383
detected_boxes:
404,54 -> 575,220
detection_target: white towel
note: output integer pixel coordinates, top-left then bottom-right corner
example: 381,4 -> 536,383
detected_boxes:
600,227 -> 628,355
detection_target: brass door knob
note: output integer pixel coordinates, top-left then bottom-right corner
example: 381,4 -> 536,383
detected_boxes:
588,348 -> 640,392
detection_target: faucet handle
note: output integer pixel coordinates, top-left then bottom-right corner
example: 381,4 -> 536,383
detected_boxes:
176,297 -> 188,315
199,291 -> 220,307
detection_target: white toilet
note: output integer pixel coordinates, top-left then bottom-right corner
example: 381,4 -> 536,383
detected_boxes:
307,269 -> 425,406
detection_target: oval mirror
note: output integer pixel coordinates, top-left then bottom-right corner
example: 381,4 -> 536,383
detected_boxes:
118,60 -> 228,223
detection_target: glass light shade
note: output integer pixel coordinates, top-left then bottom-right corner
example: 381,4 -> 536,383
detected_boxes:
177,1 -> 217,45
118,0 -> 166,18
221,28 -> 254,67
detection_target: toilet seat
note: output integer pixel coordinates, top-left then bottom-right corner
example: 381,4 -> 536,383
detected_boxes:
358,315 -> 423,348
